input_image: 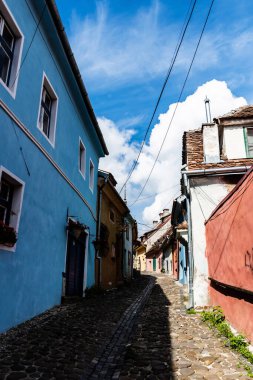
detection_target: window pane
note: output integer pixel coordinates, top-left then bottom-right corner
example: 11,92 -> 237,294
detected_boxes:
44,92 -> 52,111
2,23 -> 14,50
0,46 -> 10,83
0,181 -> 10,201
42,112 -> 50,137
0,205 -> 6,223
247,129 -> 253,156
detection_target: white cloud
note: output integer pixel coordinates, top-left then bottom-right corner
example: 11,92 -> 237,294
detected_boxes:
69,1 -> 185,88
99,80 -> 247,228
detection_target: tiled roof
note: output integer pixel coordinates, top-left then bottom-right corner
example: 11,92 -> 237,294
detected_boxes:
218,105 -> 253,120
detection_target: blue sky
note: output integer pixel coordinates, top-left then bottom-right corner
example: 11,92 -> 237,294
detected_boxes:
55,0 -> 253,230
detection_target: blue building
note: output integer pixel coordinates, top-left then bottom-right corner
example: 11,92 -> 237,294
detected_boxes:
0,0 -> 108,332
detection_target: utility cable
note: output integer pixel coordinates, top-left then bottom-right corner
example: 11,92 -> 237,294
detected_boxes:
118,0 -> 198,194
10,1 -> 47,89
10,119 -> 31,176
133,183 -> 180,203
130,0 -> 215,207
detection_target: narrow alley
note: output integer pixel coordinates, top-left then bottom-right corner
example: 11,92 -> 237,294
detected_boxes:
0,274 -> 251,380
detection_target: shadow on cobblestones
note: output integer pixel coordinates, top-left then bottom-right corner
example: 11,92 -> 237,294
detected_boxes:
118,275 -> 174,380
0,276 -> 150,380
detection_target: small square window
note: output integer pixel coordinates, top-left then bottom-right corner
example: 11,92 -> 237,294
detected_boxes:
79,139 -> 86,178
89,160 -> 94,192
38,74 -> 58,146
0,3 -> 24,97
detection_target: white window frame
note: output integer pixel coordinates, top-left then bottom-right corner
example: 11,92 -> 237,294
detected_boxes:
89,159 -> 94,192
0,0 -> 24,98
37,72 -> 58,148
79,138 -> 86,179
0,166 -> 25,252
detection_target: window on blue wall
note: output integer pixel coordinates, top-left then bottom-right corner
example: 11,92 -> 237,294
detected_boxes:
38,74 -> 58,147
0,13 -> 15,85
79,139 -> 86,178
0,179 -> 14,225
0,3 -> 23,97
89,160 -> 94,192
0,167 -> 24,251
39,87 -> 52,138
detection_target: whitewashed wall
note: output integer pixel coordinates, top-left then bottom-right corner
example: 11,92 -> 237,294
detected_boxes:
203,124 -> 220,163
190,177 -> 230,306
223,127 -> 246,159
145,216 -> 171,253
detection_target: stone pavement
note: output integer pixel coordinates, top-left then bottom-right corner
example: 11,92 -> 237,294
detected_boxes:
117,274 -> 252,380
0,273 -> 252,380
0,276 -> 151,380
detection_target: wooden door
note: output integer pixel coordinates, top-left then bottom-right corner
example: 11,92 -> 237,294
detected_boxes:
153,257 -> 156,271
66,233 -> 86,296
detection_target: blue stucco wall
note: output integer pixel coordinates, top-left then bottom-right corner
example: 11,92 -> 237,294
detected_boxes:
0,0 -> 104,332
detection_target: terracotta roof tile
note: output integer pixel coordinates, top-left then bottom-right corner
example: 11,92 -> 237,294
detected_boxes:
218,105 -> 253,120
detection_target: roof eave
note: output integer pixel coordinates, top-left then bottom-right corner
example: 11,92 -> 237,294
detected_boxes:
46,0 -> 109,156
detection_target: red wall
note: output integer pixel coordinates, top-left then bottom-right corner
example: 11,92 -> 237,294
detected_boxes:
206,169 -> 253,342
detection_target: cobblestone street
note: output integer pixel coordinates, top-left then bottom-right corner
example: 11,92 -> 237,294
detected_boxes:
0,274 -> 252,380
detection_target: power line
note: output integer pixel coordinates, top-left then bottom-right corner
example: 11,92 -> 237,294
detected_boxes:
118,0 -> 198,194
10,1 -> 47,89
193,188 -> 206,221
133,183 -> 180,203
130,0 -> 215,207
209,172 -> 253,221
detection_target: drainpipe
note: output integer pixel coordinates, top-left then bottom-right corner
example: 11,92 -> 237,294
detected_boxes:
96,177 -> 108,287
183,172 -> 194,309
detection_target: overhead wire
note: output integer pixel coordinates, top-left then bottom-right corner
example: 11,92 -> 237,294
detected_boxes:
118,0 -> 198,194
130,0 -> 215,207
132,183 -> 180,203
10,1 -> 48,89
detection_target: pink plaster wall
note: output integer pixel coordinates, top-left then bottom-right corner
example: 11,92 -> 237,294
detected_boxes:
206,168 -> 253,342
146,252 -> 163,272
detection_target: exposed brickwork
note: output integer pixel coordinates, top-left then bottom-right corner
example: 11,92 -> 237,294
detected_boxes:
182,129 -> 253,170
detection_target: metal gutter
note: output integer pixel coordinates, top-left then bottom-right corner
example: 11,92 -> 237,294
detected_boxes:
182,165 -> 251,177
45,0 -> 109,156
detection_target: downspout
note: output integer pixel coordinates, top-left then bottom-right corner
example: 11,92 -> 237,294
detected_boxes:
183,172 -> 194,308
96,177 -> 108,287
